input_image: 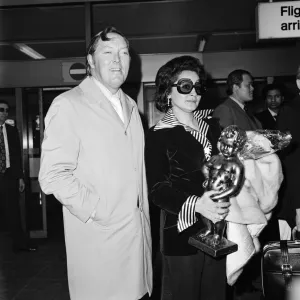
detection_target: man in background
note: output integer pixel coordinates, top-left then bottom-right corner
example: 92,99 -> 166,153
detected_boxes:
255,83 -> 285,242
213,70 -> 267,300
277,66 -> 300,241
0,100 -> 35,253
213,69 -> 262,131
255,83 -> 284,130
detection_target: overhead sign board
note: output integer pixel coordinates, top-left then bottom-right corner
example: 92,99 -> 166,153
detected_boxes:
0,0 -> 192,7
256,1 -> 300,40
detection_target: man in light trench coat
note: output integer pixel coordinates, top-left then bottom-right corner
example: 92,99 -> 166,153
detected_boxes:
39,26 -> 152,300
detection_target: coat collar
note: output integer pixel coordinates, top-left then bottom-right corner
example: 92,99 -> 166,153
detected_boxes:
79,76 -> 134,129
154,108 -> 214,160
154,108 -> 214,130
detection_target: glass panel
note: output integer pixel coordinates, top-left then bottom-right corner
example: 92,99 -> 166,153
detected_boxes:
143,84 -> 165,128
23,88 -> 43,233
0,88 -> 16,232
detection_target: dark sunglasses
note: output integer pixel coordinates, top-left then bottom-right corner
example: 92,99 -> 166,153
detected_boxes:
172,78 -> 206,95
0,108 -> 9,113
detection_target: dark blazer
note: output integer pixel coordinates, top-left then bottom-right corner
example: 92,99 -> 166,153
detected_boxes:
277,95 -> 300,227
145,117 -> 221,256
5,124 -> 23,179
255,109 -> 277,130
212,97 -> 262,130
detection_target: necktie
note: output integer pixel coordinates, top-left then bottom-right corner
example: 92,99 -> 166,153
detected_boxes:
273,115 -> 277,121
110,95 -> 124,123
0,125 -> 6,173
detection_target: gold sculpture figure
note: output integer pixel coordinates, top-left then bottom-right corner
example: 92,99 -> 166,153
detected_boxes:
189,125 -> 292,257
200,125 -> 246,244
189,125 -> 247,257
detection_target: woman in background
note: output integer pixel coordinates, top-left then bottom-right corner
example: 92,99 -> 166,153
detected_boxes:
145,55 -> 230,300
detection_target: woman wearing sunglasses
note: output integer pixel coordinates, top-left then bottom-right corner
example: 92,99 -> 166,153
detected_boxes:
145,56 -> 230,300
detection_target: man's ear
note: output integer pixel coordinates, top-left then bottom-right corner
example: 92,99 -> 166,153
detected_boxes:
87,54 -> 95,69
232,84 -> 239,93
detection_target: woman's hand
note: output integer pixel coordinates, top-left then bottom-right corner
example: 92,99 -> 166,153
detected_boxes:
195,191 -> 231,223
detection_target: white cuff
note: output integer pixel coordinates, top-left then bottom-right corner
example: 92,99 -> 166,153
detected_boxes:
177,195 -> 198,232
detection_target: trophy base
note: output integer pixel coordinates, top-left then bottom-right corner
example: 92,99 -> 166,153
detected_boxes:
188,234 -> 238,257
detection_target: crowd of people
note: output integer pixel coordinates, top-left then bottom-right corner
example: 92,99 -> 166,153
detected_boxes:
1,25 -> 299,300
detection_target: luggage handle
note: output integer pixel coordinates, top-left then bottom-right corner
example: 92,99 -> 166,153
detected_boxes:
280,240 -> 293,288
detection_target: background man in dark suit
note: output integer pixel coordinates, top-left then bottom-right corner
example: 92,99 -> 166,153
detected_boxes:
213,70 -> 278,300
0,100 -> 36,252
255,83 -> 284,130
277,66 -> 300,241
212,69 -> 262,131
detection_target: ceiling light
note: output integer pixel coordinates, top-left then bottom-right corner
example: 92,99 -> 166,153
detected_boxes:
13,43 -> 45,60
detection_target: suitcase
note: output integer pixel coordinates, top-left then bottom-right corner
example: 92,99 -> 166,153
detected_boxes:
262,240 -> 300,300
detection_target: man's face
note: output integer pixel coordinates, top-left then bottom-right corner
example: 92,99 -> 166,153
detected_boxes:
0,103 -> 9,125
266,89 -> 283,111
87,33 -> 130,94
234,74 -> 254,104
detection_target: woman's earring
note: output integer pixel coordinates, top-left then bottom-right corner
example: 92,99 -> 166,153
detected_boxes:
167,97 -> 172,107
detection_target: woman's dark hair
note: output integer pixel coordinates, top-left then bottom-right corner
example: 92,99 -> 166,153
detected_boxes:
86,26 -> 129,76
226,69 -> 252,96
154,55 -> 206,113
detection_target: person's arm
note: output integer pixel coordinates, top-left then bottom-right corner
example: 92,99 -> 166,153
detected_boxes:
145,130 -> 230,232
39,97 -> 99,223
212,105 -> 234,129
145,130 -> 202,232
145,130 -> 191,215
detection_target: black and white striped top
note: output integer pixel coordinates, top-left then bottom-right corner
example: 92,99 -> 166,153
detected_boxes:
154,108 -> 214,233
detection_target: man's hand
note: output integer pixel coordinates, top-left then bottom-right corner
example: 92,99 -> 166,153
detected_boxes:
19,178 -> 25,193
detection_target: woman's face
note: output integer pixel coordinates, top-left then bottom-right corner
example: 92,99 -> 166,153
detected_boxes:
169,70 -> 201,113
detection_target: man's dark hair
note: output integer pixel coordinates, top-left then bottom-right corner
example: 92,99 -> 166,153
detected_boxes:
86,26 -> 129,76
261,83 -> 285,100
226,69 -> 252,96
0,100 -> 10,108
154,55 -> 206,113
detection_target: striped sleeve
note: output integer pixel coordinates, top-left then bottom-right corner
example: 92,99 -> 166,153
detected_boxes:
177,195 -> 198,232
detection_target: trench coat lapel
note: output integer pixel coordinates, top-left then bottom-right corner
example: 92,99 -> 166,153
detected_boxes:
120,90 -> 134,130
79,77 -> 130,127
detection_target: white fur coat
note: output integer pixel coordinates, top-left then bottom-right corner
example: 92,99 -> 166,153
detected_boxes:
225,153 -> 283,285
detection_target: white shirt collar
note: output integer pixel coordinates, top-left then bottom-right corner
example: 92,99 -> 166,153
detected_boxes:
91,76 -> 120,101
229,96 -> 245,110
91,76 -> 124,123
268,108 -> 277,117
